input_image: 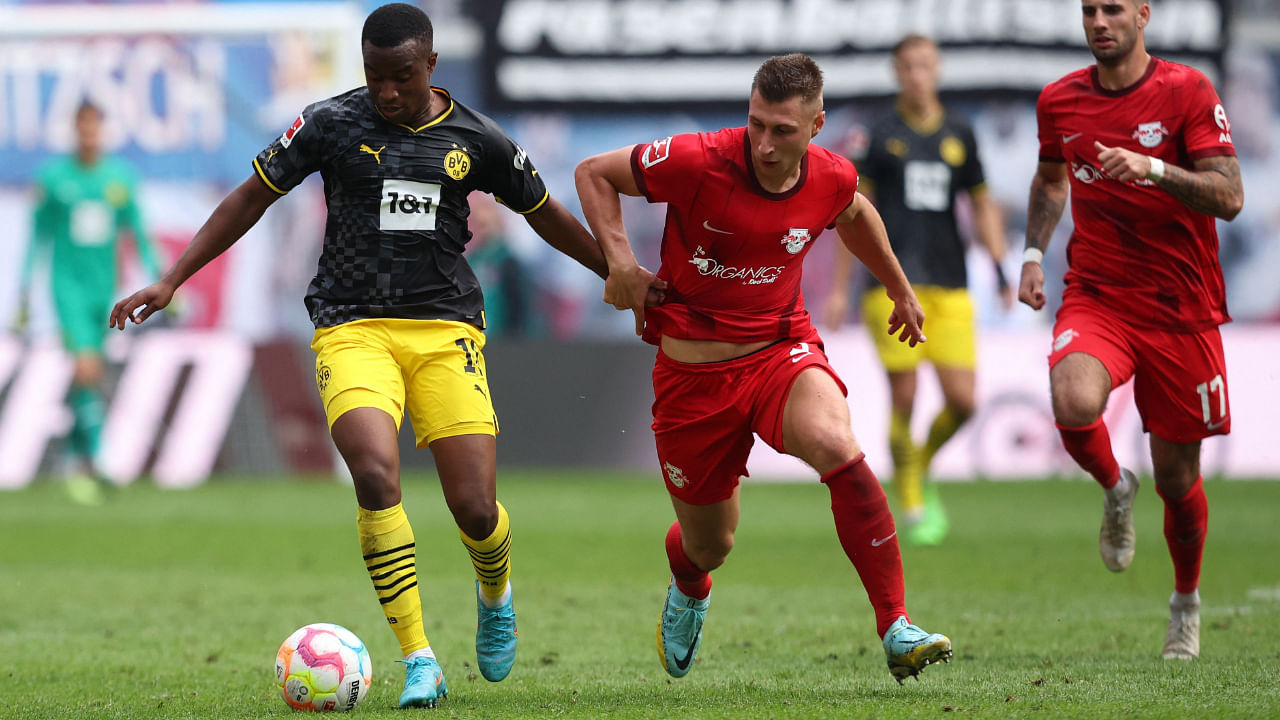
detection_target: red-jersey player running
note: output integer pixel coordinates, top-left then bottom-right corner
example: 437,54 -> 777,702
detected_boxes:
575,53 -> 952,683
1020,0 -> 1243,660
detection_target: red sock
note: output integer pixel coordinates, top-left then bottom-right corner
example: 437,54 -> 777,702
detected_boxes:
822,454 -> 907,638
1057,418 -> 1121,489
1157,476 -> 1208,595
665,522 -> 711,600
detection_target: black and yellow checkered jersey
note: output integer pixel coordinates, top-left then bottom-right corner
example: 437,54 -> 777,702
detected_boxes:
253,87 -> 548,329
855,107 -> 985,290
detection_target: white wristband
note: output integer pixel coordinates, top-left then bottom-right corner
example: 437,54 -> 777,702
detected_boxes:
1148,156 -> 1165,182
1023,247 -> 1044,265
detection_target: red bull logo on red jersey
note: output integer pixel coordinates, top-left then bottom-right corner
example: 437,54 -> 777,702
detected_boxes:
781,228 -> 812,254
1133,121 -> 1169,148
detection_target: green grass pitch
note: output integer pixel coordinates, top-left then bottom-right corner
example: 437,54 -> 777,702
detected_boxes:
2,472 -> 1278,719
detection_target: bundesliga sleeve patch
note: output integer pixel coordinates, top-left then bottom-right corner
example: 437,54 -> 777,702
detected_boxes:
280,114 -> 306,149
640,136 -> 673,168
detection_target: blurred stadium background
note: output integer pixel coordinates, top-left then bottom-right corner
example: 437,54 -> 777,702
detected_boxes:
2,0 -> 1278,488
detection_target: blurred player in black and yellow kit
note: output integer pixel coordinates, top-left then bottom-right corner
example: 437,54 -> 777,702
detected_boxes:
111,3 -> 619,709
824,35 -> 1011,546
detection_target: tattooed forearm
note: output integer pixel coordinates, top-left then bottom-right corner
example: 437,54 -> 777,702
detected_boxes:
1155,155 -> 1244,220
1025,171 -> 1070,251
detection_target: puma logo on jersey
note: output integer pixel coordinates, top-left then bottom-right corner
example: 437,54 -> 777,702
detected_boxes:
361,144 -> 386,164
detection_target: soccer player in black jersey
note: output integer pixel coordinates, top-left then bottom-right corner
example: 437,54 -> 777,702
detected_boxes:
111,3 -> 613,708
823,35 -> 1011,546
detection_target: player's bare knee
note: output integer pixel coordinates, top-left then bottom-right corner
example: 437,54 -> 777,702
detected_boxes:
451,498 -> 498,541
1050,390 -> 1105,428
948,399 -> 976,422
687,537 -> 732,572
793,426 -> 858,475
346,455 -> 400,508
73,356 -> 104,386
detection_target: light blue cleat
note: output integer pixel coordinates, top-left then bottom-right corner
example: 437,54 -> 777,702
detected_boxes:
656,578 -> 709,678
398,656 -> 447,708
882,617 -> 952,683
475,580 -> 518,681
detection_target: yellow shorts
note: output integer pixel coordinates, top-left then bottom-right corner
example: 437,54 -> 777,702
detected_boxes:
310,318 -> 497,448
861,286 -> 975,372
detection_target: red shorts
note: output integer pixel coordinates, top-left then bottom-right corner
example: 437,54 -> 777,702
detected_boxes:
651,329 -> 847,505
1050,296 -> 1230,443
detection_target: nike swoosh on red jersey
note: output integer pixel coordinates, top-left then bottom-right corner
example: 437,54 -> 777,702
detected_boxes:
871,532 -> 897,547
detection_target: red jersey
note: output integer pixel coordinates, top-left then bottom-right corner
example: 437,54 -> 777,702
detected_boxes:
630,127 -> 859,345
1036,57 -> 1236,331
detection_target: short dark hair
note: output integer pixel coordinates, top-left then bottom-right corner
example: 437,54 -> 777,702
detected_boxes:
891,34 -> 937,59
752,53 -> 823,106
75,99 -> 103,121
362,3 -> 433,50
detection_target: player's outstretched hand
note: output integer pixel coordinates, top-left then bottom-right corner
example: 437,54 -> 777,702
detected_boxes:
109,281 -> 176,330
1018,262 -> 1046,310
886,294 -> 926,347
1094,141 -> 1152,183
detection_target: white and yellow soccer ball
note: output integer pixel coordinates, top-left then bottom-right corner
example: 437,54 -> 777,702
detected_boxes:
274,623 -> 372,712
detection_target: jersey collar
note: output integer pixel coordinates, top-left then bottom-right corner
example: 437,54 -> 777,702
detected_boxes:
894,100 -> 945,136
1090,56 -> 1158,97
397,87 -> 455,133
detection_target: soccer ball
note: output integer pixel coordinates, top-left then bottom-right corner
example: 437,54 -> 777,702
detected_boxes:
274,623 -> 372,712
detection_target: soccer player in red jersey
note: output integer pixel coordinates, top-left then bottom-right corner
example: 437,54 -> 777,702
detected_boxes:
1020,0 -> 1243,660
575,53 -> 953,683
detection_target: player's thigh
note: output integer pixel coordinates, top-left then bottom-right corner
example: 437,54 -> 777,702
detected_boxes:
745,335 -> 854,472
652,353 -> 754,506
933,365 -> 976,414
862,289 -> 923,372
393,320 -> 498,450
917,286 -> 976,370
777,367 -> 859,474
1048,299 -> 1136,423
1132,325 -> 1229,443
310,320 -> 406,433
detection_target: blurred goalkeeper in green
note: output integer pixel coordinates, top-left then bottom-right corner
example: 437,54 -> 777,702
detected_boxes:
19,99 -> 161,504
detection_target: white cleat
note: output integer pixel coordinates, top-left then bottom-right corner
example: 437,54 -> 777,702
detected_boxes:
1100,468 -> 1138,572
1163,590 -> 1201,660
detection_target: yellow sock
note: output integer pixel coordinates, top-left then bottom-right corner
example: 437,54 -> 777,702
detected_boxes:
358,503 -> 430,656
460,500 -> 511,602
922,407 -> 965,470
889,409 -> 923,513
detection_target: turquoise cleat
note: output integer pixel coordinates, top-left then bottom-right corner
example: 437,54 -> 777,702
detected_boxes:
398,656 -> 447,708
882,617 -> 952,683
475,580 -> 518,682
656,578 -> 709,678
